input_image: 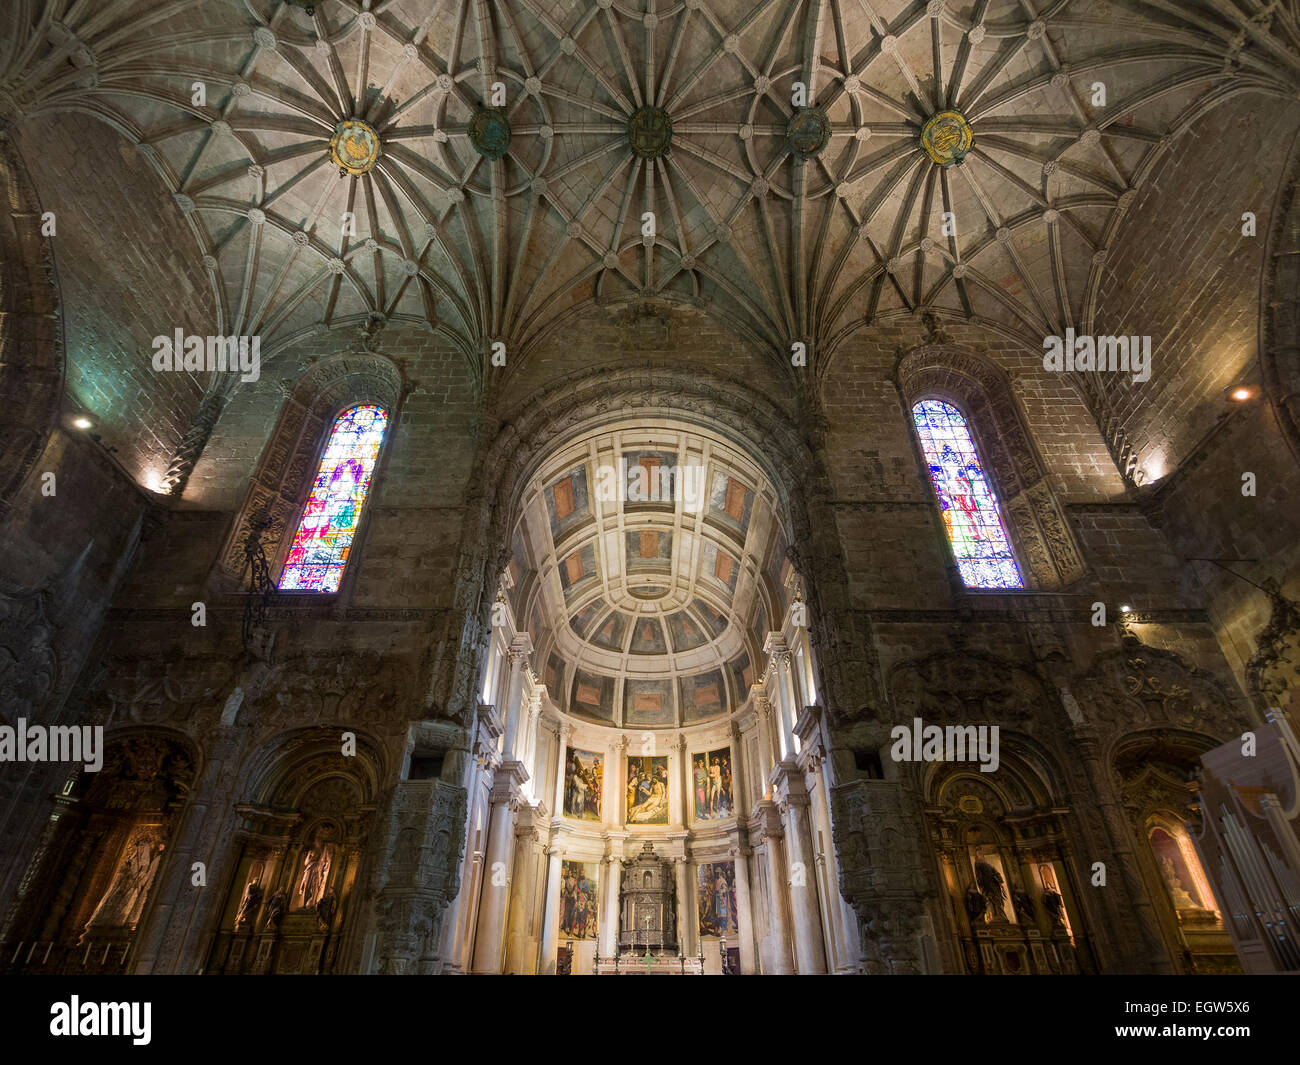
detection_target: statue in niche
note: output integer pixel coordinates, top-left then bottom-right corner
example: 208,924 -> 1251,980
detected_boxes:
1012,889 -> 1036,924
316,889 -> 338,931
264,890 -> 287,929
964,884 -> 988,924
973,849 -> 1007,920
1161,857 -> 1197,910
83,830 -> 165,933
236,877 -> 263,930
296,839 -> 332,910
1039,865 -> 1067,928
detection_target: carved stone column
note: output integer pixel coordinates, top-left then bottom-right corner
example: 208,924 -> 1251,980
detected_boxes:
669,733 -> 687,826
763,634 -> 798,760
757,800 -> 794,973
503,807 -> 540,974
470,761 -> 527,973
729,842 -> 756,974
752,690 -> 778,795
774,762 -> 827,973
372,780 -> 468,975
673,855 -> 692,956
500,637 -> 533,760
537,842 -> 564,974
601,832 -> 627,957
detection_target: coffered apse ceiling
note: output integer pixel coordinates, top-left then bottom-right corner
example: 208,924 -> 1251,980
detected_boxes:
2,0 -> 1298,478
506,423 -> 793,728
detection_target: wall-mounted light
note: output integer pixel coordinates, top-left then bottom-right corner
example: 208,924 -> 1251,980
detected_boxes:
71,415 -> 93,430
1120,603 -> 1132,614
1223,384 -> 1257,404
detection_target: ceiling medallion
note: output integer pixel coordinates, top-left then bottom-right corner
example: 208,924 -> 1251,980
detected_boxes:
785,106 -> 831,161
920,110 -> 973,166
330,118 -> 381,176
627,105 -> 673,160
469,107 -> 512,160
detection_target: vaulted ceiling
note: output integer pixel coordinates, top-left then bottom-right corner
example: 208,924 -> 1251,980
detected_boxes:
3,0 -> 1297,477
507,421 -> 791,728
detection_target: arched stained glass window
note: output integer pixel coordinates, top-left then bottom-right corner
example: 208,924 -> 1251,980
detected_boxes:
278,403 -> 389,592
911,399 -> 1023,590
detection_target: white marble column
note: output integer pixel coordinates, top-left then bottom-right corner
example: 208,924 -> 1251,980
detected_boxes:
602,851 -> 623,957
537,843 -> 564,974
782,789 -> 828,973
761,816 -> 795,974
674,855 -> 692,955
471,761 -> 527,973
763,634 -> 797,760
669,734 -> 687,827
753,691 -> 779,792
730,843 -> 756,974
503,813 -> 539,973
614,735 -> 629,822
501,636 -> 533,760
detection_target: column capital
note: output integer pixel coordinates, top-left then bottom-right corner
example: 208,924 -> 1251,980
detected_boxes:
507,633 -> 534,661
763,631 -> 791,657
669,732 -> 688,753
559,721 -> 575,741
615,734 -> 630,752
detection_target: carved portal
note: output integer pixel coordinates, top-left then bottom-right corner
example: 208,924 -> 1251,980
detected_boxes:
206,739 -> 380,975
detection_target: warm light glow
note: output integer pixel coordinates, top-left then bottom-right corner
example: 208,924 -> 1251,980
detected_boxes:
72,416 -> 93,430
1120,604 -> 1132,613
1231,387 -> 1251,402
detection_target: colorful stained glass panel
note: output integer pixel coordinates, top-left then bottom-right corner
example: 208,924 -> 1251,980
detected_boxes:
912,399 -> 1023,589
278,404 -> 388,593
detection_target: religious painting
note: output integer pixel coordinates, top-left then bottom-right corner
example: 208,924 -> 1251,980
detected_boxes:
697,861 -> 738,937
626,755 -> 669,824
679,670 -> 726,722
624,678 -> 674,727
692,747 -> 734,820
559,860 -> 599,939
563,748 -> 603,822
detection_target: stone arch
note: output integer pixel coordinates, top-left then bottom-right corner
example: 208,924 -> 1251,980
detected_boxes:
205,727 -> 385,975
0,136 -> 64,521
212,351 -> 406,593
894,344 -> 1086,590
428,363 -> 879,726
923,744 -> 1090,976
1110,727 -> 1241,973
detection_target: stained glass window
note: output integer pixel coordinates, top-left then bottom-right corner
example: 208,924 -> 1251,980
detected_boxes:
912,399 -> 1023,590
278,404 -> 388,592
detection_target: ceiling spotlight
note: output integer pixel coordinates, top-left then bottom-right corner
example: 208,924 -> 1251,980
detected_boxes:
72,416 -> 93,430
1120,604 -> 1132,614
1231,387 -> 1251,402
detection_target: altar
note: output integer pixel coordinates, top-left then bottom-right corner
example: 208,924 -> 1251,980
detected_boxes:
594,952 -> 704,975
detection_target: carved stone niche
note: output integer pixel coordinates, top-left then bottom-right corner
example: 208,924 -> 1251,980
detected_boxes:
212,351 -> 404,592
895,345 -> 1086,590
372,778 -> 468,974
